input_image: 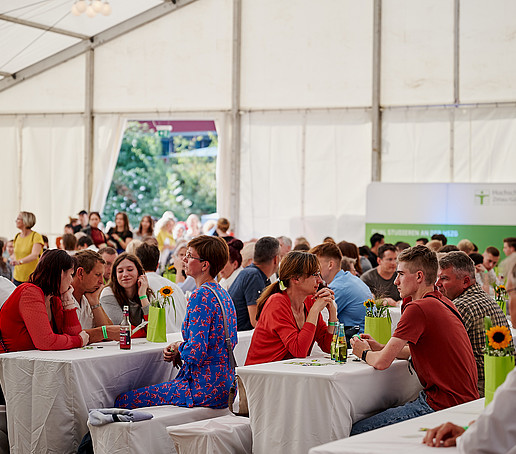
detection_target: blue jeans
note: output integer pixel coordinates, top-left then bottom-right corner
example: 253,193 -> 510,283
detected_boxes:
350,391 -> 434,435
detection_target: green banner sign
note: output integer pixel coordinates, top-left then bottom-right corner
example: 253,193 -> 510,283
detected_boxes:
366,223 -> 516,259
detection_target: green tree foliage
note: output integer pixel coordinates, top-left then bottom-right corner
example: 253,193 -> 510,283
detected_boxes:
102,122 -> 217,227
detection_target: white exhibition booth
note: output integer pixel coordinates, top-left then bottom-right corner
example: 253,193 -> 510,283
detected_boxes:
1,0 -> 516,244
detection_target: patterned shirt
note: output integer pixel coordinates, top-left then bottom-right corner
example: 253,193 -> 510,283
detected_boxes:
453,283 -> 513,397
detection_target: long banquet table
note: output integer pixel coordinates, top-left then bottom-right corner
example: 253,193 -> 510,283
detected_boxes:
237,353 -> 423,454
0,329 -> 253,454
0,335 -> 180,454
309,398 -> 485,454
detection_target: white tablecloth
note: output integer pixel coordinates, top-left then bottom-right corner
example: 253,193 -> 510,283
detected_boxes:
0,334 -> 182,454
90,405 -> 231,454
167,414 -> 252,454
309,398 -> 485,454
0,329 -> 253,454
389,307 -> 401,335
237,354 -> 423,454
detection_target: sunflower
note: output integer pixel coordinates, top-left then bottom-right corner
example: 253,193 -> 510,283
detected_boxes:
159,286 -> 174,297
487,325 -> 512,350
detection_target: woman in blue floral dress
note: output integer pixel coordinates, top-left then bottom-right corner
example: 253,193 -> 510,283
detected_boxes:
115,235 -> 238,409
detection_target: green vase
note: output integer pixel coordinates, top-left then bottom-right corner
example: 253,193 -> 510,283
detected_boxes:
364,316 -> 391,345
484,354 -> 515,406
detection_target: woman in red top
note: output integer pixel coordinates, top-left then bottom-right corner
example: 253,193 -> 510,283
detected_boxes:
0,249 -> 90,353
82,212 -> 108,248
245,251 -> 338,365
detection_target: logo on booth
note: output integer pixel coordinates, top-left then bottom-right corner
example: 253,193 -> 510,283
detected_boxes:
474,189 -> 490,206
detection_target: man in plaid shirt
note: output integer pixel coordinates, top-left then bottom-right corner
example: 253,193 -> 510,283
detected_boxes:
437,251 -> 512,397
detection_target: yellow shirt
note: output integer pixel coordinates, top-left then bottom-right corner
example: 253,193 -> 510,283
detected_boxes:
13,231 -> 44,283
156,230 -> 175,251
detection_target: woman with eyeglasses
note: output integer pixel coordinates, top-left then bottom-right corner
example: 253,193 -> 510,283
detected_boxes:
114,235 -> 237,410
245,250 -> 338,365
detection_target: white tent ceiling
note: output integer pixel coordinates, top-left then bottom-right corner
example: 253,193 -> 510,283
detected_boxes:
0,0 -> 170,80
0,0 -> 515,246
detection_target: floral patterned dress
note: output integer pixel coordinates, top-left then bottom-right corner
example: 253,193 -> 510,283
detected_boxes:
115,282 -> 238,409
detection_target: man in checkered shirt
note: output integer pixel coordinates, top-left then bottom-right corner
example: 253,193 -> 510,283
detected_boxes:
437,251 -> 512,397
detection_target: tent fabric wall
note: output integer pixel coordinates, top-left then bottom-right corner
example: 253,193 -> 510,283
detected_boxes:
0,115 -> 85,240
0,0 -> 516,246
239,110 -> 371,242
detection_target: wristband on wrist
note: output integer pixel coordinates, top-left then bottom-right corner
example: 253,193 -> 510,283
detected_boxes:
20,259 -> 23,265
90,303 -> 102,310
139,295 -> 148,300
361,349 -> 371,362
462,426 -> 468,431
101,325 -> 108,340
328,322 -> 338,326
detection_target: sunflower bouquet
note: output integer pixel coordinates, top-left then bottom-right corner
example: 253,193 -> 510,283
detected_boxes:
483,316 -> 515,405
363,298 -> 392,345
147,286 -> 176,343
484,316 -> 514,357
363,298 -> 391,320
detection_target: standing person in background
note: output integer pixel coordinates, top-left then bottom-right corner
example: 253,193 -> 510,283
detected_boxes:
11,211 -> 44,286
367,233 -> 385,269
4,240 -> 14,279
73,210 -> 89,234
155,213 -> 176,253
134,215 -> 154,241
185,214 -> 201,240
0,240 -> 12,281
213,217 -> 231,239
81,212 -> 107,249
107,212 -> 133,253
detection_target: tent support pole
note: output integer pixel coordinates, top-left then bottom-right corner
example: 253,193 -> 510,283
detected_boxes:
230,0 -> 242,231
450,0 -> 460,182
371,0 -> 382,182
84,49 -> 94,211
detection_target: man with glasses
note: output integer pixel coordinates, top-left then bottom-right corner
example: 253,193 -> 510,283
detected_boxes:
436,251 -> 512,397
350,245 -> 478,435
229,236 -> 280,331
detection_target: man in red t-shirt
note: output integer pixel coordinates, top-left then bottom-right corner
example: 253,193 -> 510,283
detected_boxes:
350,245 -> 479,435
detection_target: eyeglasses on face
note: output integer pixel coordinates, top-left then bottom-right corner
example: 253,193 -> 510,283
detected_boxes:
184,252 -> 206,262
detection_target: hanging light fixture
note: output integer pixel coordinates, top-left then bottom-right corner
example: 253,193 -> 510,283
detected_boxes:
71,0 -> 112,17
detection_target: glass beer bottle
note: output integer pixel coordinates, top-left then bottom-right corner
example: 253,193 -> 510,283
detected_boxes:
337,324 -> 347,363
331,325 -> 339,361
120,305 -> 131,350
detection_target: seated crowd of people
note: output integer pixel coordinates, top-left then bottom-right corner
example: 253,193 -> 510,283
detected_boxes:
0,209 -> 515,452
